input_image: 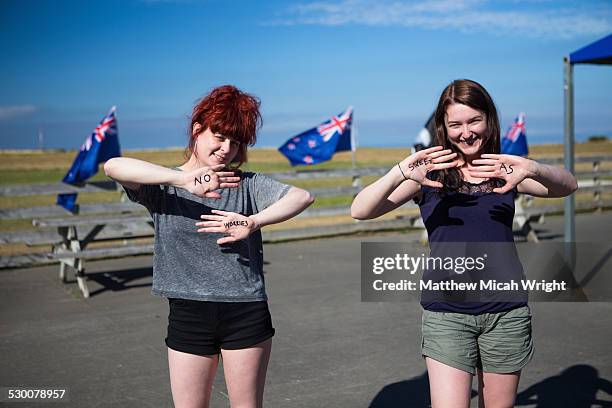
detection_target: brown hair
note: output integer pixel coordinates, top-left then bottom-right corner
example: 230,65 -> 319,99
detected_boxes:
186,85 -> 262,168
432,79 -> 501,192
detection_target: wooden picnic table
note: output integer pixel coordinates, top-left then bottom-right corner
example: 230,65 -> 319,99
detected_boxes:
33,213 -> 154,298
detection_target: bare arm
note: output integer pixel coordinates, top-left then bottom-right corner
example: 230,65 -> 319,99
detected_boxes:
517,161 -> 578,198
104,157 -> 240,199
249,187 -> 314,230
469,154 -> 578,198
196,186 -> 315,244
104,157 -> 182,190
350,166 -> 421,220
351,146 -> 459,220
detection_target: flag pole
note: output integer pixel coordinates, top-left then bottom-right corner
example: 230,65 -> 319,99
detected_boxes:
38,126 -> 44,150
351,125 -> 357,170
350,107 -> 357,169
351,113 -> 360,190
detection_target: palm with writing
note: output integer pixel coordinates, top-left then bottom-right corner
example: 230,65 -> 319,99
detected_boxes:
468,154 -> 536,194
399,145 -> 459,188
196,210 -> 255,244
181,164 -> 241,199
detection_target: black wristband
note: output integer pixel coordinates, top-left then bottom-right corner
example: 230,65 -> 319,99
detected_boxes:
397,163 -> 408,181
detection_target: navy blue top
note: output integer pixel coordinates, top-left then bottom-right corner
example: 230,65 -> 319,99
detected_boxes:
416,178 -> 527,314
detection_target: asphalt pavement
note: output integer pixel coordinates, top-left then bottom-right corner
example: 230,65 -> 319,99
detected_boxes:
1,212 -> 611,407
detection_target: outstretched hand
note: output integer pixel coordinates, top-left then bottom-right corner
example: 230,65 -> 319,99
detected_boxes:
181,164 -> 241,199
399,145 -> 460,188
196,210 -> 256,244
469,154 -> 536,194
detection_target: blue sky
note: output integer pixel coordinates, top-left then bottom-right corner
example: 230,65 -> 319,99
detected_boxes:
1,0 -> 611,150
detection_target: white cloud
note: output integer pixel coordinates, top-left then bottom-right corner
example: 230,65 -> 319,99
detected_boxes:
0,105 -> 37,120
270,0 -> 612,39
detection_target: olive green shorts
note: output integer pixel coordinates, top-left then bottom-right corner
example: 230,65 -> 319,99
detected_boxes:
421,306 -> 534,375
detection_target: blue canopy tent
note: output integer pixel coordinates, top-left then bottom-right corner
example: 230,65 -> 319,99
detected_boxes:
563,34 -> 612,243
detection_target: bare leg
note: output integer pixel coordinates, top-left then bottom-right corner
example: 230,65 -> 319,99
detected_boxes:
477,369 -> 521,408
221,338 -> 272,408
168,347 -> 219,408
426,357 -> 473,408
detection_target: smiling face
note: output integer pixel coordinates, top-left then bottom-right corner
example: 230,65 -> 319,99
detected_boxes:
193,125 -> 240,167
444,103 -> 488,159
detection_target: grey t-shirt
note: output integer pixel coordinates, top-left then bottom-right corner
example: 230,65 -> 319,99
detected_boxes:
125,171 -> 291,302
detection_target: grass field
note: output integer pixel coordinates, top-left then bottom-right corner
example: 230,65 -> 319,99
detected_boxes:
2,141 -> 611,179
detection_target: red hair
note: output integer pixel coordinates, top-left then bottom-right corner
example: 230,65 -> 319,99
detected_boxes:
186,85 -> 262,168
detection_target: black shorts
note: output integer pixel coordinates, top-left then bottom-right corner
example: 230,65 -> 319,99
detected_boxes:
165,298 -> 275,356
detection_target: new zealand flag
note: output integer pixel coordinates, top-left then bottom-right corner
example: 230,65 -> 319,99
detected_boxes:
278,107 -> 353,166
57,106 -> 121,211
501,112 -> 528,157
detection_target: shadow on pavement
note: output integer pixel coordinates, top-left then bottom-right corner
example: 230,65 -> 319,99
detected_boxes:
85,267 -> 153,297
368,371 -> 478,407
529,229 -> 564,241
369,372 -> 431,408
369,365 -> 612,407
513,228 -> 564,242
516,365 -> 612,408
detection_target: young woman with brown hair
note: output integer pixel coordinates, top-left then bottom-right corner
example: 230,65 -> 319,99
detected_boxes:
351,79 -> 577,407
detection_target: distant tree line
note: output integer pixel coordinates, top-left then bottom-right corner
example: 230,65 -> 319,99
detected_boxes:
588,135 -> 609,142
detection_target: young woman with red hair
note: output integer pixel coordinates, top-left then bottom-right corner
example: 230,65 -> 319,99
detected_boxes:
105,85 -> 314,408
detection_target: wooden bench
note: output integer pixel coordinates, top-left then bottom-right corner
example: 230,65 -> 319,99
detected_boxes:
31,213 -> 154,297
0,176 -> 153,296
